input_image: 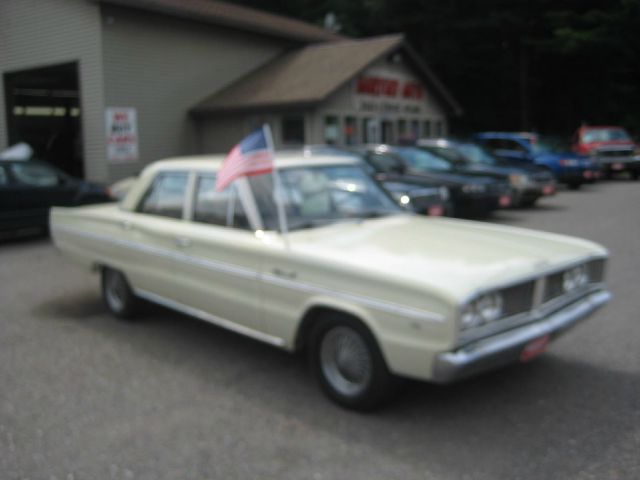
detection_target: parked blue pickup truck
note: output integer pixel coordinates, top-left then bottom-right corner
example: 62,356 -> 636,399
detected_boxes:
473,132 -> 599,189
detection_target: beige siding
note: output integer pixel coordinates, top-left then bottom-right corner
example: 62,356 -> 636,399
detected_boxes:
0,0 -> 107,181
101,4 -> 288,180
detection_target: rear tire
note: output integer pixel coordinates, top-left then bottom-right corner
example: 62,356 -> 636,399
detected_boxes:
309,315 -> 397,410
101,267 -> 139,319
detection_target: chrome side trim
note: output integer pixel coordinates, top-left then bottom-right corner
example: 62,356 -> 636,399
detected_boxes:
133,288 -> 286,347
434,290 -> 612,383
262,273 -> 445,323
55,224 -> 445,324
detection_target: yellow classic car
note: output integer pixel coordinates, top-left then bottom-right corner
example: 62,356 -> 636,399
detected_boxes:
50,152 -> 611,409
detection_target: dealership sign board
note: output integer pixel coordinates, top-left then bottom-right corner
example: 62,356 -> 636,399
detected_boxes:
106,107 -> 138,162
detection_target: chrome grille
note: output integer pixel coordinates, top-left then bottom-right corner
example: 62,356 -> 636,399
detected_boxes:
543,271 -> 565,303
500,281 -> 535,317
587,258 -> 606,283
597,148 -> 634,159
543,259 -> 606,304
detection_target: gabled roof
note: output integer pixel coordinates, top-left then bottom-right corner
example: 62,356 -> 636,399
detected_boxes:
191,34 -> 463,116
96,0 -> 342,43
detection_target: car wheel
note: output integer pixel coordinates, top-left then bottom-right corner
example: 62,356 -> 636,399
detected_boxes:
102,267 -> 138,319
309,316 -> 396,410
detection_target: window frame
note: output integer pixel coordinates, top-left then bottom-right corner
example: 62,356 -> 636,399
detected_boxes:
190,173 -> 251,230
136,170 -> 192,220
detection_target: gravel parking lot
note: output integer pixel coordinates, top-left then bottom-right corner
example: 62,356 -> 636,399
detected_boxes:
1,180 -> 639,480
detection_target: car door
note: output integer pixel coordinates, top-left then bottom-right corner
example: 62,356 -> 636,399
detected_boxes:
121,171 -> 193,302
166,173 -> 263,333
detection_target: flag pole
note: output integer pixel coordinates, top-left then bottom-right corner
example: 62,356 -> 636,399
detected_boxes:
262,124 -> 289,248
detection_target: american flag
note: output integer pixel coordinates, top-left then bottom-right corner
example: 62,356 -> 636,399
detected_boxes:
215,125 -> 275,192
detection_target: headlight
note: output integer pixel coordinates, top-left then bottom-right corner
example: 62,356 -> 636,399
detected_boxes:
460,292 -> 504,329
461,184 -> 486,194
508,173 -> 529,186
562,265 -> 589,293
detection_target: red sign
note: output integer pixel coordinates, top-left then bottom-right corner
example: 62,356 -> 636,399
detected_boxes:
356,77 -> 399,97
357,77 -> 425,100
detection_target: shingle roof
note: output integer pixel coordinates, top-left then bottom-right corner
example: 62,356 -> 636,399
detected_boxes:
191,34 -> 463,116
191,34 -> 406,113
97,0 -> 342,42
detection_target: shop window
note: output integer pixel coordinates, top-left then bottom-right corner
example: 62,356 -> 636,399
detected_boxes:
435,121 -> 443,137
281,115 -> 305,145
381,120 -> 394,144
397,119 -> 407,138
410,120 -> 420,140
344,116 -> 357,145
422,120 -> 431,138
324,116 -> 340,144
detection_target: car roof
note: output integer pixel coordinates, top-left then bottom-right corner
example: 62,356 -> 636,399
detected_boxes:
143,150 -> 361,176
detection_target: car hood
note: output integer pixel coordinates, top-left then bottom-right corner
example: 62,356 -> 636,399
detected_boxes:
287,215 -> 606,303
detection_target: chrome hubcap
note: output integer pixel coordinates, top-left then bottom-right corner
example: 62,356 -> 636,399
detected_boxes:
320,326 -> 372,397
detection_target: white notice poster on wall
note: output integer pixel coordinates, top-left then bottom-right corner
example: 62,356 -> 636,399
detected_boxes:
106,107 -> 139,162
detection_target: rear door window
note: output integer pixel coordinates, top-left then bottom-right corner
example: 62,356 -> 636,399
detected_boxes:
138,172 -> 189,219
192,174 -> 250,229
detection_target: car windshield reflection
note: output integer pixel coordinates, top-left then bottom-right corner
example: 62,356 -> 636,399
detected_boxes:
248,165 -> 402,231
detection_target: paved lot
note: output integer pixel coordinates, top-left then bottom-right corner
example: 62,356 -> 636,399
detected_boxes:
1,180 -> 639,480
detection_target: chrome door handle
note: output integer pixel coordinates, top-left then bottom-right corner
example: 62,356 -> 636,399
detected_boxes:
175,236 -> 191,248
272,267 -> 297,279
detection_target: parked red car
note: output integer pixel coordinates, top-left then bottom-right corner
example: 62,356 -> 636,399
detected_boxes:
572,126 -> 640,179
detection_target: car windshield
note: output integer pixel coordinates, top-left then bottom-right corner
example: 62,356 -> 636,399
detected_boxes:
458,143 -> 498,166
248,164 -> 402,231
582,128 -> 631,143
396,147 -> 453,172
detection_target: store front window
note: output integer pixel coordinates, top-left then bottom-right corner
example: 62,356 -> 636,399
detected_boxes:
422,120 -> 431,138
282,115 -> 305,145
344,116 -> 358,145
324,115 -> 340,144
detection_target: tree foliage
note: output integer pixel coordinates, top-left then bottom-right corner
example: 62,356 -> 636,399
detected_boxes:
235,0 -> 640,136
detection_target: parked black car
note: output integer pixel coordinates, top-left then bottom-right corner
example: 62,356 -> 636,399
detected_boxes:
416,138 -> 557,207
0,159 -> 112,234
301,144 -> 451,217
354,145 -> 512,218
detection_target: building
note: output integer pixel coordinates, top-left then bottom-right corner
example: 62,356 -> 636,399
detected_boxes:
1,0 -> 461,182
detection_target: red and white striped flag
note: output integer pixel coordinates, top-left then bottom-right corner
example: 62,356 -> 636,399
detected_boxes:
215,125 -> 274,192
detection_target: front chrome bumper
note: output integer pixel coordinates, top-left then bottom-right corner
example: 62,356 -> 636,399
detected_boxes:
433,290 -> 611,383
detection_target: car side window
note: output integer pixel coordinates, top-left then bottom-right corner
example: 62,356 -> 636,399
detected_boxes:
10,162 -> 60,186
367,153 -> 402,173
138,172 -> 189,219
0,166 -> 7,186
502,139 -> 527,152
192,175 -> 250,229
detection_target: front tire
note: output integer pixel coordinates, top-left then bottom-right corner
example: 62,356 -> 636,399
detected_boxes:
309,315 -> 396,410
102,267 -> 139,319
